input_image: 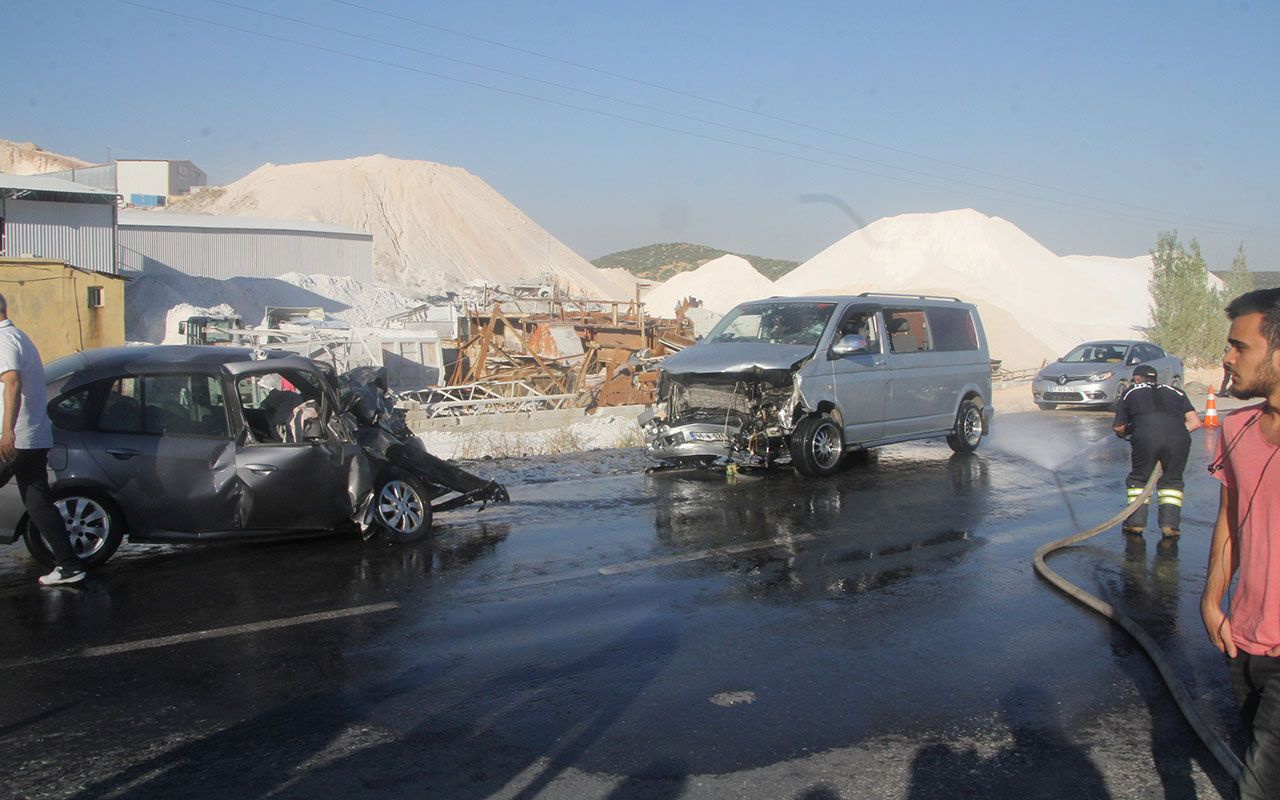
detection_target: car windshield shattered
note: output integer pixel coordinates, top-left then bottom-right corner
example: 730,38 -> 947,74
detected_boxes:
703,302 -> 837,348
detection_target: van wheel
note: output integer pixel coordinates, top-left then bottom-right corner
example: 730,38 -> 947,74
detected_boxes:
947,399 -> 984,454
790,415 -> 845,477
23,491 -> 124,569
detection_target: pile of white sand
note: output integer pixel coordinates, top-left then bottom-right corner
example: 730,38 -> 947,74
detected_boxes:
127,270 -> 418,344
164,155 -> 631,300
641,254 -> 776,316
773,209 -> 1164,368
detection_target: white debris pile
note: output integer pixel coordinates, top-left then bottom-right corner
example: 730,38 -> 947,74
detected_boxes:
125,269 -> 420,344
773,209 -> 1165,369
642,254 -> 775,317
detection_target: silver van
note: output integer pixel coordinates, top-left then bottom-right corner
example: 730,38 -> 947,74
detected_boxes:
642,294 -> 993,476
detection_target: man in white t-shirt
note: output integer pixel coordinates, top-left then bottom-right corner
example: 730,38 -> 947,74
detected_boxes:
0,294 -> 82,585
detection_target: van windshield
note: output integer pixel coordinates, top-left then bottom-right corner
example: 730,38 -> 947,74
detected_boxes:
703,302 -> 836,347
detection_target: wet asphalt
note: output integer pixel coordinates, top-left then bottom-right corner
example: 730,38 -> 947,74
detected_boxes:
0,409 -> 1246,799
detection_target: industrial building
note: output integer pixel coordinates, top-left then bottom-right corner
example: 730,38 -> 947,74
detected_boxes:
42,158 -> 207,207
117,210 -> 374,282
0,174 -> 119,274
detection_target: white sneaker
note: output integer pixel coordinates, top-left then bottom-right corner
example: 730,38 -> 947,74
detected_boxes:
38,566 -> 86,586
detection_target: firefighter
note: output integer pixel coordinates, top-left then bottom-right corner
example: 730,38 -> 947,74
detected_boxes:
1112,364 -> 1203,537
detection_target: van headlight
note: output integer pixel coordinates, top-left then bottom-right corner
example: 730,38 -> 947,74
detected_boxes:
1088,370 -> 1113,382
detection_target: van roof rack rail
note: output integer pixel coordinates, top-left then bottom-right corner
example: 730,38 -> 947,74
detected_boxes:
857,292 -> 962,302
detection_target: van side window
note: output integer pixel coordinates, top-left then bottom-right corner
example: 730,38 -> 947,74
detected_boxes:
926,307 -> 978,352
885,309 -> 931,353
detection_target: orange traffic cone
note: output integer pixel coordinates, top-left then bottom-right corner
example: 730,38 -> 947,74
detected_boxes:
1204,389 -> 1220,429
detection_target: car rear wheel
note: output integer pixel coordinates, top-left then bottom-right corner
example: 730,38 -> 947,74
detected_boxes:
947,398 -> 984,454
374,469 -> 434,543
22,491 -> 124,569
1171,375 -> 1183,389
790,415 -> 845,477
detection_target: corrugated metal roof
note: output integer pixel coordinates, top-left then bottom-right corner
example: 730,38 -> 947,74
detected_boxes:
117,209 -> 371,238
0,173 -> 118,197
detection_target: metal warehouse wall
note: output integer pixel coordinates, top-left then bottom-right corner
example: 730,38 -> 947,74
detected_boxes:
0,198 -> 117,274
117,225 -> 373,282
40,164 -> 117,192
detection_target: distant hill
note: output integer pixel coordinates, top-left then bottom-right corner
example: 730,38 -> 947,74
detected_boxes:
1,139 -> 89,175
592,243 -> 798,282
1212,270 -> 1280,289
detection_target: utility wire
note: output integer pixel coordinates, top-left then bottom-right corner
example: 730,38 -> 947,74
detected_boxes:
207,0 -> 1258,237
119,0 -> 1262,237
330,0 -> 1263,235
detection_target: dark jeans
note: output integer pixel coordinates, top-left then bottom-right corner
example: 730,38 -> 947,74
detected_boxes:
0,449 -> 77,568
1230,652 -> 1280,799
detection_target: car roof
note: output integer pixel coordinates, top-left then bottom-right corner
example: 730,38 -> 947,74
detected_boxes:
739,294 -> 975,309
47,345 -> 310,390
1076,340 -> 1149,348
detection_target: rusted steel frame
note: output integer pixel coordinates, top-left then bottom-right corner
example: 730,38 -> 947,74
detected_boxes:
490,307 -> 571,394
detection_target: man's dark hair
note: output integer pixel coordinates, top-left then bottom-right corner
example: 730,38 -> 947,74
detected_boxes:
1226,288 -> 1280,352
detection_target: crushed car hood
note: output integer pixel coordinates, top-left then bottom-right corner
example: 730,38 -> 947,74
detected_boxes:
660,343 -> 814,385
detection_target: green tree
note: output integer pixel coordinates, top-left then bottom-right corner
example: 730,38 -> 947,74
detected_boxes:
1147,232 -> 1223,366
1222,242 -> 1255,302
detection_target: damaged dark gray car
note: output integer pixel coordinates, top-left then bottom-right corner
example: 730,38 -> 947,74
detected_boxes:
1,345 -> 506,568
642,294 -> 993,476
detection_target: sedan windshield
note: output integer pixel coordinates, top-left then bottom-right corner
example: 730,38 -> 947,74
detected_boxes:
703,302 -> 837,347
1061,343 -> 1129,364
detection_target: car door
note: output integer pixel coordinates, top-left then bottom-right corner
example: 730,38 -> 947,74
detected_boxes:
80,372 -> 241,536
828,305 -> 888,443
224,359 -> 369,533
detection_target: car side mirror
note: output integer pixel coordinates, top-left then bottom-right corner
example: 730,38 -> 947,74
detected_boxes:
1126,356 -> 1140,365
831,333 -> 870,357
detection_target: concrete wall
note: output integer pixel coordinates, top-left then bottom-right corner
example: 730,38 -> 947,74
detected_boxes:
0,258 -> 126,361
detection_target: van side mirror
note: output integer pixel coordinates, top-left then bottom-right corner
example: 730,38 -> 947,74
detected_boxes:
831,334 -> 869,357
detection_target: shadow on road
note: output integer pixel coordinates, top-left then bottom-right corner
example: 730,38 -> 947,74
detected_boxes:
906,685 -> 1111,799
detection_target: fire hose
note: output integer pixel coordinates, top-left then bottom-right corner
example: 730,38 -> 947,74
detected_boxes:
1032,464 -> 1243,783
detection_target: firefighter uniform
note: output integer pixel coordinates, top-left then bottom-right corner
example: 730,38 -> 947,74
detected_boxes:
1113,370 -> 1195,536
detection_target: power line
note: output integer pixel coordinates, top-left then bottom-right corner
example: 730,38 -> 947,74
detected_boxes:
205,0 -> 1251,235
330,0 -> 1262,234
115,0 -> 1267,238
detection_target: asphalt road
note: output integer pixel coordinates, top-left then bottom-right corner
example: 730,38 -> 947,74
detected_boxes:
0,409 -> 1247,799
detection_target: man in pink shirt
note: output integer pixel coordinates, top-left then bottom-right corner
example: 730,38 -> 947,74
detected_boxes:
1202,287 -> 1280,799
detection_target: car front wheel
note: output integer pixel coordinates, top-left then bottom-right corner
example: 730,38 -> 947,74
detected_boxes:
790,415 -> 845,477
947,398 -> 984,454
23,491 -> 125,569
374,470 -> 434,543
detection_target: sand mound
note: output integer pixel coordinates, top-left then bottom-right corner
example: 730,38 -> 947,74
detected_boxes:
642,254 -> 775,316
774,209 -> 1157,368
164,154 -> 629,299
127,271 -> 417,344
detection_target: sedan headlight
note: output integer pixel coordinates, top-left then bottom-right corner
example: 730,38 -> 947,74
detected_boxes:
1088,370 -> 1113,382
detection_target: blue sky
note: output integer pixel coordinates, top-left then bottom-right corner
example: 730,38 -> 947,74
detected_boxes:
7,1 -> 1278,267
